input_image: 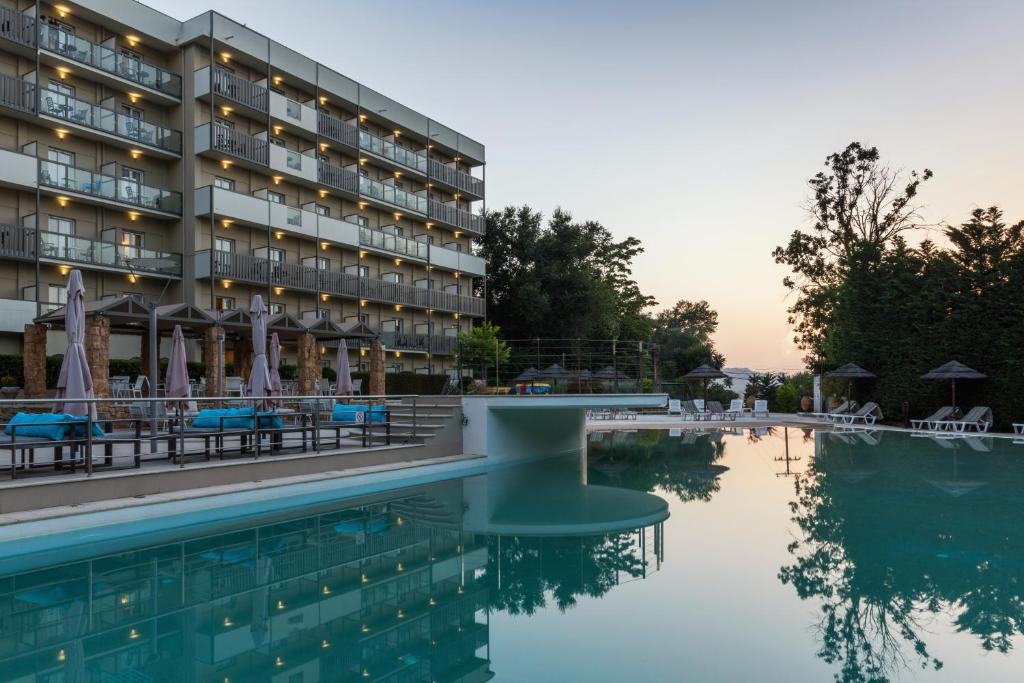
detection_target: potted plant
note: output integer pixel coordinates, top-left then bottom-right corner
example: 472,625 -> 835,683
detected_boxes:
0,374 -> 20,398
799,393 -> 813,412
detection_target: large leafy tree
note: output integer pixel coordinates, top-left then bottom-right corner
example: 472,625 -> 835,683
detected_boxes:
650,299 -> 725,380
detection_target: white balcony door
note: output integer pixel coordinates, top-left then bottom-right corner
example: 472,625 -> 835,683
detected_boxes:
47,148 -> 74,189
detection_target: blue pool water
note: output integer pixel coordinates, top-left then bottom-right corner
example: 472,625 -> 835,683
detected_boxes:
1,427 -> 1022,682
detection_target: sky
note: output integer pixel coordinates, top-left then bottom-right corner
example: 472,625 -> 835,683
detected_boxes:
148,0 -> 1024,371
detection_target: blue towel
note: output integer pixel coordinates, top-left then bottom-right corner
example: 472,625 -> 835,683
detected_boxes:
331,404 -> 386,424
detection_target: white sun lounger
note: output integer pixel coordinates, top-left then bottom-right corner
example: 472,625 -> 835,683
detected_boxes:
751,400 -> 769,417
833,402 -> 882,426
944,406 -> 992,433
910,406 -> 957,431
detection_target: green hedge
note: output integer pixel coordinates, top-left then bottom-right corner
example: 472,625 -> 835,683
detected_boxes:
349,372 -> 448,395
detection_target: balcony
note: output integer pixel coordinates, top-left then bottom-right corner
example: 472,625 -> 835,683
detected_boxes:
38,26 -> 181,99
211,67 -> 267,113
380,332 -> 458,355
359,129 -> 427,175
359,226 -> 428,261
38,88 -> 181,155
0,74 -> 38,114
0,6 -> 35,51
39,160 -> 182,216
196,250 -> 484,315
428,198 -> 486,235
270,91 -> 317,137
269,144 -> 317,184
359,176 -> 427,215
317,110 -> 358,149
317,159 -> 358,194
0,223 -> 181,277
428,158 -> 484,199
203,123 -> 268,166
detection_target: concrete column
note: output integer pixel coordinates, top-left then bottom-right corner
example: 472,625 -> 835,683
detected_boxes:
85,316 -> 110,400
23,323 -> 47,398
297,333 -> 318,395
369,340 -> 385,396
203,326 -> 223,397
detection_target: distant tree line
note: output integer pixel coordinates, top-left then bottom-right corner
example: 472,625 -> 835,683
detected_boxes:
775,141 -> 1024,425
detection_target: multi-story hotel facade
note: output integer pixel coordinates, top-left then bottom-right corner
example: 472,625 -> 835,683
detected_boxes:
0,0 -> 486,376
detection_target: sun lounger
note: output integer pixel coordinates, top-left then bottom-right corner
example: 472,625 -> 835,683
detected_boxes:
667,399 -> 682,416
680,401 -> 701,421
706,401 -> 734,421
751,400 -> 769,418
826,400 -> 860,421
833,402 -> 882,426
725,399 -> 745,419
944,406 -> 992,433
910,406 -> 958,431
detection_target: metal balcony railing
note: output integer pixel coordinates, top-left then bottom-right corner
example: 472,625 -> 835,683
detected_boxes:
212,67 -> 268,112
359,226 -> 428,260
359,176 -> 427,214
39,231 -> 182,276
39,160 -> 182,214
0,73 -> 36,113
201,250 -> 484,315
317,159 -> 358,194
0,223 -> 34,259
0,6 -> 35,49
210,123 -> 268,165
427,198 -> 486,235
39,26 -> 181,97
358,128 -> 427,174
317,110 -> 359,148
380,332 -> 458,355
39,88 -> 182,153
428,158 -> 484,197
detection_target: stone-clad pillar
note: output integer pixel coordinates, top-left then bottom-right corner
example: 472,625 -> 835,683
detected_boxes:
369,340 -> 385,396
85,316 -> 110,400
236,341 -> 253,383
297,333 -> 318,395
23,323 -> 47,398
203,326 -> 223,397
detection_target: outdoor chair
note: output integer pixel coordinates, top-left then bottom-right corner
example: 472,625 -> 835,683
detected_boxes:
826,400 -> 858,421
910,406 -> 958,431
751,400 -> 769,417
667,399 -> 682,416
944,406 -> 992,433
352,378 -> 363,396
706,401 -> 732,421
680,400 -> 701,421
129,375 -> 148,399
224,376 -> 244,397
725,399 -> 745,419
834,402 -> 881,426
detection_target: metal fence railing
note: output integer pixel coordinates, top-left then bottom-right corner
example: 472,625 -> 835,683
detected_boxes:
0,394 -> 428,479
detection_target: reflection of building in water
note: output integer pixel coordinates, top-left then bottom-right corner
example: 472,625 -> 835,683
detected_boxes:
0,481 -> 492,683
0,459 -> 669,683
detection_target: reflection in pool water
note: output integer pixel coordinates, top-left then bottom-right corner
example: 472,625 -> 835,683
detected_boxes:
2,428 -> 1024,682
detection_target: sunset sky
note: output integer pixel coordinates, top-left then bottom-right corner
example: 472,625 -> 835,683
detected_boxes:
152,0 -> 1024,370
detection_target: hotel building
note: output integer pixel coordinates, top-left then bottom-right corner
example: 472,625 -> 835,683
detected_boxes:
0,0 -> 486,375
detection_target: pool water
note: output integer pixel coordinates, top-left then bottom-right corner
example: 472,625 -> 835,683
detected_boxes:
1,427 -> 1022,682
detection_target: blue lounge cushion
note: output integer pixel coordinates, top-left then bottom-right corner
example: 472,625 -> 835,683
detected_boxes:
193,408 -> 284,430
67,415 -> 106,437
4,412 -> 102,440
331,404 -> 386,423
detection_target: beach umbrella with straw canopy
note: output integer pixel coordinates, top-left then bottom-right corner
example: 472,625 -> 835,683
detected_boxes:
246,295 -> 273,411
921,360 -> 986,408
538,364 -> 576,380
53,269 -> 96,420
826,362 -> 877,401
512,367 -> 540,383
683,364 -> 728,402
335,338 -> 353,397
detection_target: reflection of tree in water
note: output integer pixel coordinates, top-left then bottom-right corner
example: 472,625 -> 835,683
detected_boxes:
484,531 -> 649,615
780,435 -> 1024,682
587,429 -> 728,502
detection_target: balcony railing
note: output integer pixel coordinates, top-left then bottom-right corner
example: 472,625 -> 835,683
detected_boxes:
0,223 -> 34,259
428,198 -> 486,235
212,67 -> 267,112
39,89 -> 182,153
201,250 -> 484,315
380,332 -> 458,355
359,176 -> 427,215
39,26 -> 181,97
428,158 -> 484,197
317,159 -> 358,194
40,230 -> 182,276
0,6 -> 35,49
317,110 -> 358,148
39,160 -> 182,214
359,226 -> 428,260
0,73 -> 37,113
210,123 -> 268,165
358,129 -> 427,175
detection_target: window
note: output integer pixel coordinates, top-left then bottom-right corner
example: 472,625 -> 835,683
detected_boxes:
358,167 -> 369,178
414,322 -> 432,335
382,225 -> 404,237
269,136 -> 285,147
121,230 -> 143,259
269,302 -> 285,315
45,148 -> 74,187
268,247 -> 285,263
355,215 -> 368,228
47,79 -> 74,104
392,180 -> 403,190
415,234 -> 434,245
214,176 -> 235,191
267,191 -> 284,204
215,296 -> 235,311
317,153 -> 329,165
47,216 -> 74,235
345,314 -> 370,326
314,204 -> 330,217
214,237 -> 235,253
381,319 -> 402,333
48,284 -> 68,307
120,104 -> 143,120
215,117 -> 234,129
344,264 -> 369,278
316,308 -> 330,320
382,272 -> 403,284
120,47 -> 142,78
121,166 -> 143,202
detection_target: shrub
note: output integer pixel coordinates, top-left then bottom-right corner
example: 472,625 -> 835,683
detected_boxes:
279,363 -> 297,380
774,383 -> 799,413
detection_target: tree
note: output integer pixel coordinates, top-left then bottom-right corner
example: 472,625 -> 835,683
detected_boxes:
650,299 -> 725,381
455,322 -> 510,382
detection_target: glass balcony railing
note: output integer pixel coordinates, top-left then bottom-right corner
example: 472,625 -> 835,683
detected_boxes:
359,226 -> 429,260
39,231 -> 182,276
39,160 -> 182,214
358,129 -> 428,174
358,176 -> 427,214
39,26 -> 181,98
40,88 -> 182,153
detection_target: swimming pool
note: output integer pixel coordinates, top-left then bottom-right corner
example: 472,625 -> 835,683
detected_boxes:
1,427 -> 1021,681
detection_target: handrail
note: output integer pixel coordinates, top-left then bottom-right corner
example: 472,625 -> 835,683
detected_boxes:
358,175 -> 427,214
39,159 -> 182,214
358,128 -> 427,174
39,230 -> 182,276
359,226 -> 429,260
0,6 -> 35,48
428,157 -> 484,197
39,87 -> 182,153
212,67 -> 267,112
211,123 -> 268,165
317,110 -> 359,148
428,198 -> 486,235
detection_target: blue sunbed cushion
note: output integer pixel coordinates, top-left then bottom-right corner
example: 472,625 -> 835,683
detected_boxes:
4,412 -> 102,440
193,408 -> 284,430
332,404 -> 386,423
